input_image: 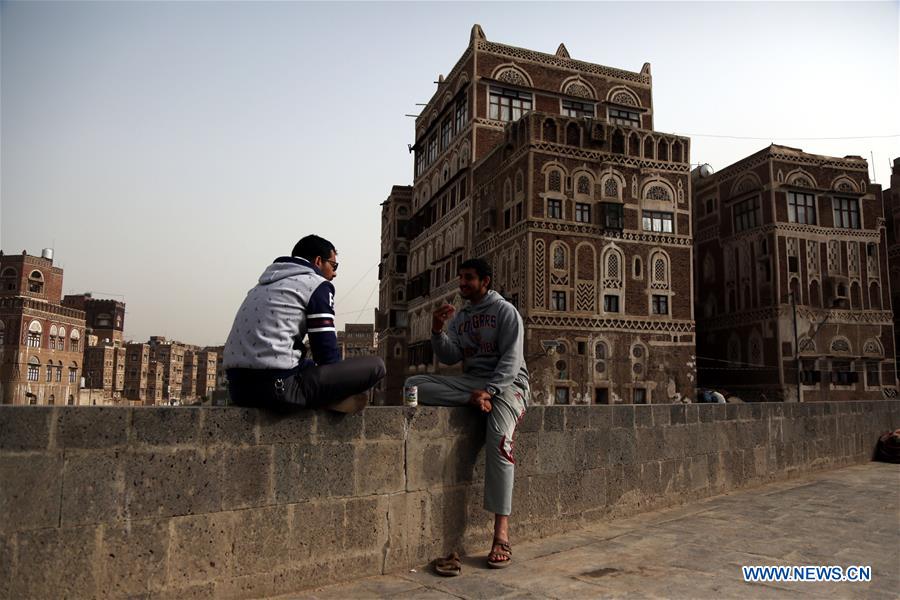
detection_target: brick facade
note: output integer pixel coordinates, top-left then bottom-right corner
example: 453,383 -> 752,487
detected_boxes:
692,145 -> 897,401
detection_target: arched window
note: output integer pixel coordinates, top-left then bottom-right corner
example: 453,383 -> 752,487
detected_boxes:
703,254 -> 715,283
727,335 -> 741,364
611,130 -> 625,154
628,132 -> 640,157
633,256 -> 642,279
748,333 -> 763,366
0,267 -> 15,278
869,282 -> 881,309
603,178 -> 619,199
27,320 -> 42,348
542,119 -> 557,143
809,280 -> 821,308
28,356 -> 41,382
576,175 -> 591,197
70,329 -> 81,353
552,244 -> 568,270
547,169 -> 562,192
28,270 -> 44,294
650,252 -> 670,290
657,139 -> 669,161
69,362 -> 79,383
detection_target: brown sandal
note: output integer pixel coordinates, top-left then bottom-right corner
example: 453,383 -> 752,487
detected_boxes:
433,551 -> 461,577
487,539 -> 512,569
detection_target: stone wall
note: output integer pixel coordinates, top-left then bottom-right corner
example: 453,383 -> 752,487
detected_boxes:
1,401 -> 898,599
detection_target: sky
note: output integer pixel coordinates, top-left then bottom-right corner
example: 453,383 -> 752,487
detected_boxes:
2,1 -> 898,347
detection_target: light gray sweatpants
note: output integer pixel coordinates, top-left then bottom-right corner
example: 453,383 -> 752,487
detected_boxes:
404,373 -> 528,516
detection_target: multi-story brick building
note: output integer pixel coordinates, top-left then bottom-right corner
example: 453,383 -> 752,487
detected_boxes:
61,293 -> 126,344
182,349 -> 199,400
693,145 -> 896,402
885,158 -> 900,388
338,323 -> 377,359
124,342 -> 151,403
376,187 -> 412,405
196,349 -> 218,400
382,25 -> 696,405
83,342 -> 125,403
146,360 -> 164,405
148,336 -> 185,402
0,250 -> 85,405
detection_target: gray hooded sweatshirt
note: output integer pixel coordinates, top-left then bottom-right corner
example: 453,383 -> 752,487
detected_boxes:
432,290 -> 529,396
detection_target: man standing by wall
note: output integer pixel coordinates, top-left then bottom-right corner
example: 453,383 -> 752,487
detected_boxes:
224,235 -> 384,413
406,258 -> 529,568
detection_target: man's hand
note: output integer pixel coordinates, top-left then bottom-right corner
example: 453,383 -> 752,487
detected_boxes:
469,389 -> 492,413
432,303 -> 456,334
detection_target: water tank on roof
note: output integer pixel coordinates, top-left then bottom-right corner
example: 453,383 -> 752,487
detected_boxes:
42,248 -> 54,260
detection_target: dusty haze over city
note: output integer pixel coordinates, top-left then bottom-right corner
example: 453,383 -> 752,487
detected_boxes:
2,1 -> 897,346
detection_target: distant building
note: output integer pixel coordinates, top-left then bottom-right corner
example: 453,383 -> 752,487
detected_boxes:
0,250 -> 85,405
885,157 -> 900,389
196,349 -> 218,400
182,349 -> 199,400
61,293 -> 126,344
376,186 -> 412,405
148,336 -> 185,402
338,323 -> 377,359
692,145 -> 896,402
83,342 -> 125,403
124,342 -> 151,403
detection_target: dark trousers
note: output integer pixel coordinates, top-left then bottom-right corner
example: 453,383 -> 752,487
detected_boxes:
228,356 -> 385,409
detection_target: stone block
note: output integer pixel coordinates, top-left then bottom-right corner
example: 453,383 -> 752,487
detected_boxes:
274,442 -> 355,502
683,424 -> 702,457
698,405 -> 716,423
659,459 -> 677,495
662,426 -> 687,461
640,461 -> 662,497
565,405 -> 592,429
231,505 -> 292,576
363,407 -> 406,439
684,405 -> 699,424
725,404 -> 739,420
201,408 -> 257,445
383,491 -> 436,572
0,406 -> 52,451
132,407 -> 202,446
560,468 -> 606,515
690,455 -> 708,491
670,404 -> 686,425
61,450 -> 122,526
10,526 -> 100,599
407,407 -> 445,434
612,405 -> 635,429
0,534 -> 12,599
168,512 -> 235,586
544,407 -> 565,431
608,428 -> 637,466
447,408 -> 483,434
697,423 -> 718,455
99,519 -> 169,597
650,404 -> 672,427
291,500 -> 344,560
716,421 -> 738,450
605,464 -> 626,505
517,473 -> 560,521
538,431 -> 575,473
634,405 -> 653,428
430,486 -> 470,549
149,582 -> 217,600
56,407 -> 129,449
0,453 -> 62,533
343,496 -> 389,553
356,440 -> 405,495
317,411 -> 366,442
636,427 -> 664,463
123,448 -> 222,519
574,428 -> 609,470
589,406 -> 612,430
518,406 -> 543,433
222,446 -> 273,509
405,437 -> 451,491
736,404 -> 753,422
213,573 -> 277,600
256,409 -> 315,444
749,403 -> 763,420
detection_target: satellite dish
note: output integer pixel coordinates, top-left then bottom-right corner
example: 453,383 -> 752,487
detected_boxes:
698,164 -> 714,178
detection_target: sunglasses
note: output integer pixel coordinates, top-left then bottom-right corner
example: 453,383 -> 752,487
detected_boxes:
326,259 -> 339,271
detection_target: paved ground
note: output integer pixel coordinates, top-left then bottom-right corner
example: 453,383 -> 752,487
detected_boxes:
290,463 -> 899,599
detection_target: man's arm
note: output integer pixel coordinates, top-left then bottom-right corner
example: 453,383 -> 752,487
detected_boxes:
307,281 -> 340,365
431,303 -> 464,365
483,304 -> 525,397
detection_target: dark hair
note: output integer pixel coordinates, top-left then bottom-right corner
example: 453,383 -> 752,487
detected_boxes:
291,235 -> 336,263
459,258 -> 493,287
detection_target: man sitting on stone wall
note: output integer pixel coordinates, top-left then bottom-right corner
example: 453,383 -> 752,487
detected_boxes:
223,234 -> 384,414
405,258 -> 530,569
